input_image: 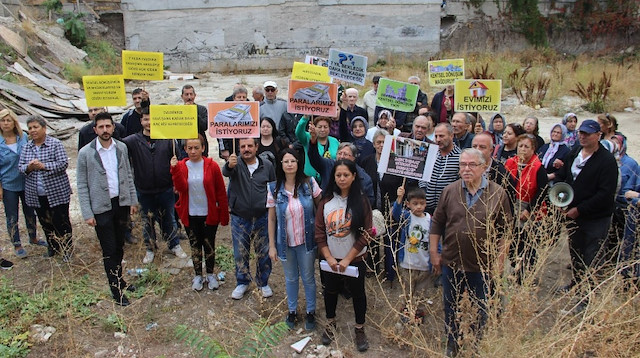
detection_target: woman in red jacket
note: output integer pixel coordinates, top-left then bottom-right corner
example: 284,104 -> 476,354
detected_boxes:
171,135 -> 229,291
504,134 -> 548,284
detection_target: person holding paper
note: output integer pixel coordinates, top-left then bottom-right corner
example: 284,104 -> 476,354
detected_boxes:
267,148 -> 322,330
120,88 -> 148,136
170,135 -> 229,291
123,107 -> 188,264
223,138 -> 275,300
315,159 -> 373,352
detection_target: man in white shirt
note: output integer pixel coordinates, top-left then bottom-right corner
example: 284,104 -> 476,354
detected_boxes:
77,112 -> 138,306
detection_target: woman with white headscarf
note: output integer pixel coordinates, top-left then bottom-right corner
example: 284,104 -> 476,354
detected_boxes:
537,123 -> 570,182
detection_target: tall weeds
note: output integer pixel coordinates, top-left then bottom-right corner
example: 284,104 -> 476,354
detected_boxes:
571,71 -> 612,113
365,188 -> 640,356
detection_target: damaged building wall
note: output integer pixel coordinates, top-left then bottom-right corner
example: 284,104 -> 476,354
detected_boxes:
121,0 -> 441,72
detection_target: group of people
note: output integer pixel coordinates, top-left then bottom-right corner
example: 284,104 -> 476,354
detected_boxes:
1,76 -> 638,356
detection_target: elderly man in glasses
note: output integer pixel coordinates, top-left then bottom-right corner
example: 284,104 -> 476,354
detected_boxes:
429,148 -> 512,357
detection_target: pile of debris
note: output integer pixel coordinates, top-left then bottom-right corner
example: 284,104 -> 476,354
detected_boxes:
0,12 -> 117,140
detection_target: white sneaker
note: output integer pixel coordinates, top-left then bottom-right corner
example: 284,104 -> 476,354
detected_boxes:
261,285 -> 273,298
207,274 -> 219,290
192,275 -> 204,291
171,244 -> 188,259
143,250 -> 155,264
231,284 -> 249,300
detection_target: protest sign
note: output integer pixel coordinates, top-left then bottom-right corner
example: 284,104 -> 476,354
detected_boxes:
292,62 -> 331,82
454,79 -> 502,113
305,55 -> 329,67
82,75 -> 126,107
327,49 -> 367,85
428,59 -> 465,86
377,135 -> 438,181
287,80 -> 338,117
149,105 -> 198,139
375,78 -> 419,113
122,50 -> 164,81
207,101 -> 260,138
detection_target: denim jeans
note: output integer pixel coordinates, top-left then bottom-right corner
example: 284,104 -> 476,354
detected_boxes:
137,188 -> 179,251
442,265 -> 490,350
281,244 -> 316,313
620,206 -> 639,278
2,189 -> 37,246
231,214 -> 271,287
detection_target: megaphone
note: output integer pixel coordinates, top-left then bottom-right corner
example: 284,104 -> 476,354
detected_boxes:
548,182 -> 574,208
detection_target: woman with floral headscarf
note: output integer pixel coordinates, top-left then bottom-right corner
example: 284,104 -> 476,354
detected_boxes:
537,123 -> 570,182
562,113 -> 578,148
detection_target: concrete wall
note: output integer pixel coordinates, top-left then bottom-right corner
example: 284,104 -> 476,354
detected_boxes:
121,0 -> 441,72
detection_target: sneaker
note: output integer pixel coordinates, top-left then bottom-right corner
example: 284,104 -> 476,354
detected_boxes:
192,275 -> 204,291
260,285 -> 273,298
15,247 -> 27,259
231,284 -> 249,300
305,312 -> 316,331
171,244 -> 188,259
143,250 -> 155,264
0,258 -> 14,270
29,238 -> 48,247
354,326 -> 369,352
321,322 -> 336,345
206,274 -> 219,290
62,251 -> 72,263
285,311 -> 296,329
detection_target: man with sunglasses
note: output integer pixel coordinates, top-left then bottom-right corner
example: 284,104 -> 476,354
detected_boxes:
555,119 -> 618,308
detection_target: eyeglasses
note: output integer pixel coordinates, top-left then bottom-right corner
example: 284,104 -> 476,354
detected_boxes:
282,159 -> 298,164
265,88 -> 276,92
460,162 -> 481,169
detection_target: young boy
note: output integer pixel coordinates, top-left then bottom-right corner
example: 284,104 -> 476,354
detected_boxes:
392,186 -> 431,323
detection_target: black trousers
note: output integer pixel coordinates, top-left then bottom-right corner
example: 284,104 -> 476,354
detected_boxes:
36,196 -> 72,254
186,216 -> 218,276
568,216 -> 612,284
94,198 -> 130,298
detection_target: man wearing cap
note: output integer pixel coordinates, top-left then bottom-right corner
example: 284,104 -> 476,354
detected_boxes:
555,119 -> 618,298
363,76 -> 379,126
260,81 -> 288,129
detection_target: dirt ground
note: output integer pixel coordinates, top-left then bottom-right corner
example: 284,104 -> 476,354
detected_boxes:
2,74 -> 640,357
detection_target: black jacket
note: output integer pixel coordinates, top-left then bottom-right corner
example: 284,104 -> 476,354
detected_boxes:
122,132 -> 176,194
555,143 -> 618,220
222,156 -> 275,219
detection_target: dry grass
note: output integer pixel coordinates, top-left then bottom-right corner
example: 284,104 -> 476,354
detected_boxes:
358,50 -> 640,111
363,193 -> 640,357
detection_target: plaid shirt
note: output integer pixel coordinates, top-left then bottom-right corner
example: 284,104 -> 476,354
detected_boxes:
19,135 -> 71,208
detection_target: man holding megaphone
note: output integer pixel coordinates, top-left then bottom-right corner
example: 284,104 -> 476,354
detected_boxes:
554,119 -> 618,301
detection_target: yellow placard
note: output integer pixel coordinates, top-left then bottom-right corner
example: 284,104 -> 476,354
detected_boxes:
454,79 -> 502,113
122,50 -> 164,81
150,105 -> 198,139
291,62 -> 331,83
82,75 -> 126,107
428,59 -> 465,86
